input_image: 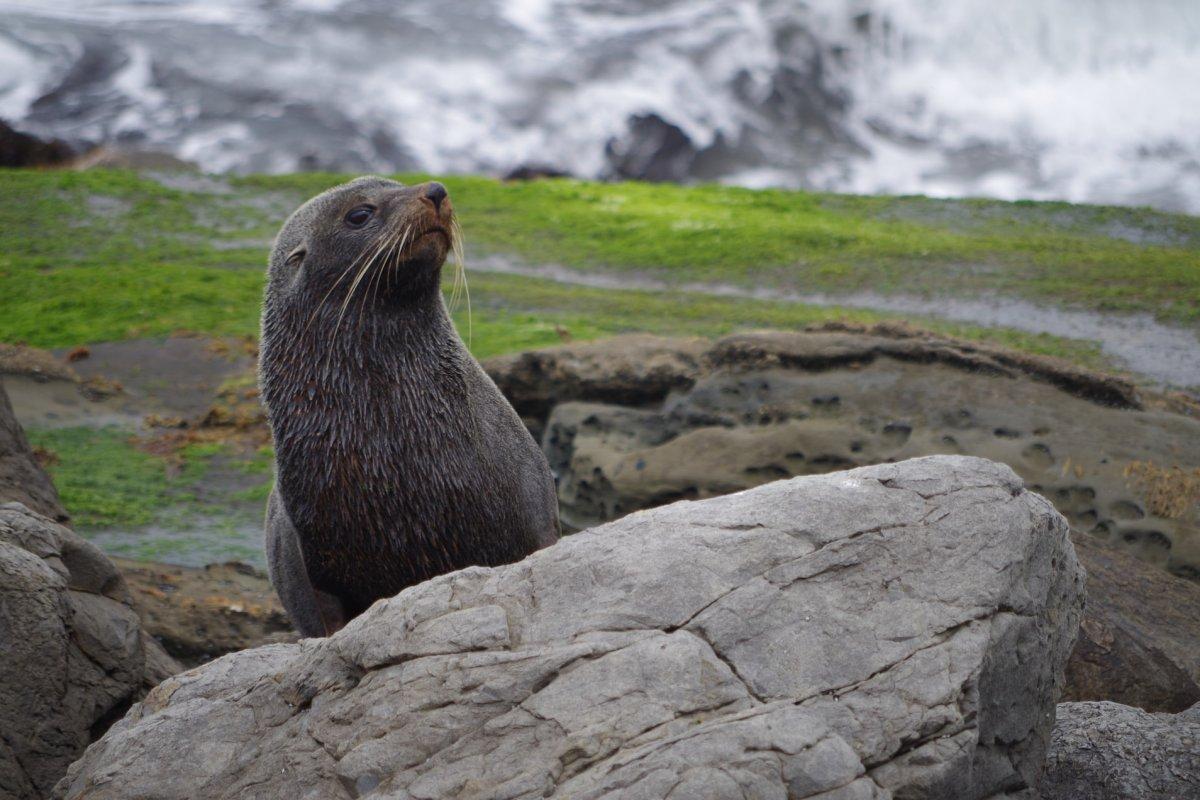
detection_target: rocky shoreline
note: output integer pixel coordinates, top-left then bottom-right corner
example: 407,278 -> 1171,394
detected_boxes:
6,323 -> 1199,573
4,328 -> 1200,797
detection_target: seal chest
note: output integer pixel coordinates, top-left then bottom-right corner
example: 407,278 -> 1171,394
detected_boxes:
260,176 -> 559,636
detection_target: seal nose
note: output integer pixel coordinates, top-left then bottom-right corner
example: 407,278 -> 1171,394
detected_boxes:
424,182 -> 448,212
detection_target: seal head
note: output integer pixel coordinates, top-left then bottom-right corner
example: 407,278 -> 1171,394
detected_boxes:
260,176 -> 559,636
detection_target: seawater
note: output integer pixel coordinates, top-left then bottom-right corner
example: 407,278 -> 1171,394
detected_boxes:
0,0 -> 1197,211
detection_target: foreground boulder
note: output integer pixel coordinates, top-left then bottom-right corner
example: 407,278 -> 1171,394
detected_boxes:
1043,701 -> 1200,799
58,456 -> 1083,799
0,503 -> 179,800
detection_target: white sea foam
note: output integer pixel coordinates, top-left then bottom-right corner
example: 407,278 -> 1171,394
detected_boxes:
0,33 -> 46,120
0,0 -> 1196,212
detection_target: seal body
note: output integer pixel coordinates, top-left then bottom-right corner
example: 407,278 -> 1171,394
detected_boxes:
260,176 -> 558,636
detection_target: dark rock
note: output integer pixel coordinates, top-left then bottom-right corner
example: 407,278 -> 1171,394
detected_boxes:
604,112 -> 698,182
115,559 -> 298,667
542,402 -> 673,529
1043,701 -> 1200,799
1065,533 -> 1200,712
503,164 -> 573,181
485,334 -> 707,419
706,326 -> 1142,410
0,120 -> 74,168
0,503 -> 180,800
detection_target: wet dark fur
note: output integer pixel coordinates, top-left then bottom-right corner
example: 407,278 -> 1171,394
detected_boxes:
260,176 -> 559,635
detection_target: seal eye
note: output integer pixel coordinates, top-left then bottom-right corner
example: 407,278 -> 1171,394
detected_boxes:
286,249 -> 305,267
344,205 -> 374,228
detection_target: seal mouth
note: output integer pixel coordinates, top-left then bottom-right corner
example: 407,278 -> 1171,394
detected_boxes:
390,224 -> 450,265
417,226 -> 450,245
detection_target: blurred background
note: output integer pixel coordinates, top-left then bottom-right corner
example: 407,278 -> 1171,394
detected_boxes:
3,0 -> 1199,210
3,8 -> 1200,797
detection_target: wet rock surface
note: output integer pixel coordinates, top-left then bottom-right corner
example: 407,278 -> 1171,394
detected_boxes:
0,503 -> 180,800
115,559 -> 296,668
488,329 -> 1200,715
8,326 -> 1194,576
56,456 -> 1084,800
3,337 -> 258,432
1043,701 -> 1200,800
487,333 -> 708,420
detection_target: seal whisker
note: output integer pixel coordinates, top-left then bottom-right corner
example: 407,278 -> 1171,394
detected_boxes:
367,222 -> 413,331
338,257 -> 378,333
333,226 -> 397,338
302,258 -> 361,336
304,224 -> 394,336
359,222 -> 409,334
324,233 -> 395,373
355,234 -> 389,337
449,217 -> 471,347
447,218 -> 464,311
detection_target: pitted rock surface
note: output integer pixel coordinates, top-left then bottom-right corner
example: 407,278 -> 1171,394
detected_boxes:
56,456 -> 1083,800
510,331 -> 1200,580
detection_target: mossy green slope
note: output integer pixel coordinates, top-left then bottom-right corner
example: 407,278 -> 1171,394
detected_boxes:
241,172 -> 1200,323
2,168 -> 1196,366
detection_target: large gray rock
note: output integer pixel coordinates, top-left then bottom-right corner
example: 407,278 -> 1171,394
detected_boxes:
0,503 -> 179,800
57,456 -> 1083,800
1043,701 -> 1200,799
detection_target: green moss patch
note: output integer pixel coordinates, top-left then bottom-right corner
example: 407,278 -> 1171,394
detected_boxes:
26,426 -> 272,530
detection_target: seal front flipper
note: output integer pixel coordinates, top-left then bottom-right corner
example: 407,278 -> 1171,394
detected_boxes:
265,486 -> 346,637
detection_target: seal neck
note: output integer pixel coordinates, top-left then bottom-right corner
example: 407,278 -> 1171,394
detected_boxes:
260,282 -> 465,410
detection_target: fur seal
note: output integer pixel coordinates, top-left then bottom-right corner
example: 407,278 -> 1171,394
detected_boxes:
260,176 -> 559,637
